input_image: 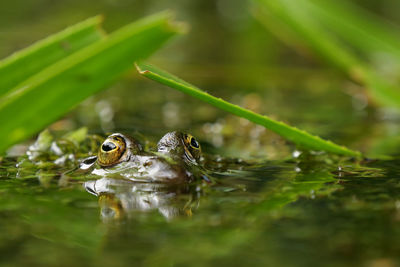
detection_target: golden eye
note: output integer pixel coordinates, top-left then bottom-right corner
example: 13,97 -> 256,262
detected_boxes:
183,133 -> 201,161
97,135 -> 126,167
184,134 -> 200,149
190,137 -> 200,149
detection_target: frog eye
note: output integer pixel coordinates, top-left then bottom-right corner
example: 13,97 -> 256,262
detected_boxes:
102,142 -> 117,152
183,133 -> 201,162
184,134 -> 200,150
190,137 -> 200,149
98,135 -> 126,167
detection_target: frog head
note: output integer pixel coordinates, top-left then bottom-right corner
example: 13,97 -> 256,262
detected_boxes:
157,131 -> 201,164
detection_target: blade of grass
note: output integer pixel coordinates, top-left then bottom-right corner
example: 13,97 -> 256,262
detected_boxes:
307,0 -> 400,61
253,0 -> 363,76
0,12 -> 184,154
136,62 -> 362,157
0,16 -> 104,96
252,0 -> 400,108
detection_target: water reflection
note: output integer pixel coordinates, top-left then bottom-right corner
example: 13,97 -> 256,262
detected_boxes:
82,157 -> 341,223
4,153 -> 399,266
84,178 -> 198,221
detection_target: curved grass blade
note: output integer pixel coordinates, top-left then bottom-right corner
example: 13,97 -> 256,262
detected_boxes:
252,0 -> 362,76
136,62 -> 362,157
0,16 -> 104,96
252,0 -> 400,108
307,0 -> 400,61
0,12 -> 184,154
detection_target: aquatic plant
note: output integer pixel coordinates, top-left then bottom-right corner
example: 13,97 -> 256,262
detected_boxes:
0,12 -> 183,153
253,0 -> 400,108
2,2 -> 394,157
136,62 -> 361,157
0,11 -> 362,157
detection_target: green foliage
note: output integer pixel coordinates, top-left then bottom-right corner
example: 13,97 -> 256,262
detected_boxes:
0,16 -> 104,96
0,12 -> 183,154
136,62 -> 362,157
253,0 -> 400,108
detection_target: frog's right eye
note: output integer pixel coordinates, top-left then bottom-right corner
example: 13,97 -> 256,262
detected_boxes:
98,135 -> 126,167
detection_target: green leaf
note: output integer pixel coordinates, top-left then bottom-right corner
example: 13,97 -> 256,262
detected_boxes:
136,62 -> 362,157
253,0 -> 362,75
0,16 -> 104,96
252,0 -> 400,108
29,129 -> 54,153
0,12 -> 184,154
307,0 -> 400,61
63,127 -> 88,145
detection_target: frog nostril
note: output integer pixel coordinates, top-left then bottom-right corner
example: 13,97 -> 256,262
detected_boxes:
102,142 -> 117,152
82,156 -> 97,165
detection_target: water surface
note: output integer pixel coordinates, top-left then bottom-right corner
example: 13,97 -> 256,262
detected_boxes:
1,155 -> 399,266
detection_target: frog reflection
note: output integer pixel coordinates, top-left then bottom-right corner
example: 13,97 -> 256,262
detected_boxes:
80,131 -> 203,183
84,178 -> 197,221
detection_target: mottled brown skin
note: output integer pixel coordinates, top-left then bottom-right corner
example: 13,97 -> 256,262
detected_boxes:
88,131 -> 202,183
157,131 -> 201,163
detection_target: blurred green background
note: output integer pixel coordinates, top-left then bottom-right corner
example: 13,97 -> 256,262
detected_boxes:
2,1 -> 400,267
3,0 -> 400,159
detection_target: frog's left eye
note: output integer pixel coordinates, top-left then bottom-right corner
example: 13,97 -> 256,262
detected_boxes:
98,135 -> 126,167
184,134 -> 200,150
183,133 -> 201,162
190,137 -> 200,149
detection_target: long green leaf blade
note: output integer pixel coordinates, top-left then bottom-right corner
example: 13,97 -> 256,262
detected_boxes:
253,0 -> 400,108
253,0 -> 362,75
0,12 -> 183,154
307,0 -> 400,61
136,62 -> 362,157
0,16 -> 104,96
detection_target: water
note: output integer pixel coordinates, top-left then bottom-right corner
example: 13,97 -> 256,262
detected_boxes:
0,154 -> 399,266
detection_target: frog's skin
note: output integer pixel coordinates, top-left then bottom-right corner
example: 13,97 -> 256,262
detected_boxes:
80,131 -> 203,183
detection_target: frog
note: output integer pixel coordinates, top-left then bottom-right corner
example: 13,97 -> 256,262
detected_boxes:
80,131 -> 204,183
